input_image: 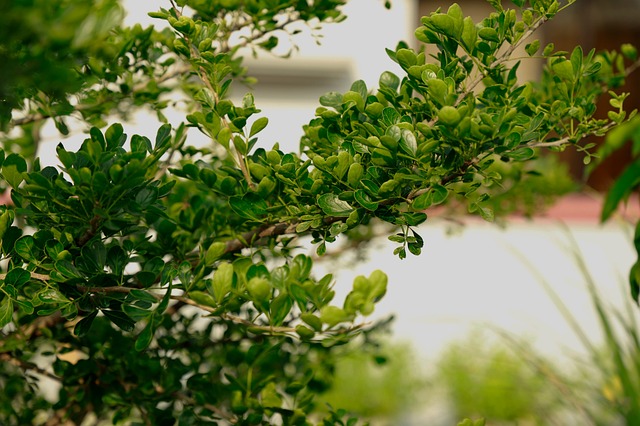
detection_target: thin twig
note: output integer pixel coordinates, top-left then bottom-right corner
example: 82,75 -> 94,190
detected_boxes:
528,121 -> 617,148
224,221 -> 299,253
77,283 -> 368,335
0,271 -> 50,281
460,15 -> 549,105
425,14 -> 549,128
528,135 -> 573,148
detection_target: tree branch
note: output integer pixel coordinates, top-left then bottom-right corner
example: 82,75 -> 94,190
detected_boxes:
224,221 -> 299,253
0,352 -> 62,382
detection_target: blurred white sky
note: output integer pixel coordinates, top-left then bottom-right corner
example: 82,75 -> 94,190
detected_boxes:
315,219 -> 637,364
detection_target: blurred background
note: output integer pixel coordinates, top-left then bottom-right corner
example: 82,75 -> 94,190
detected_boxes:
35,0 -> 640,424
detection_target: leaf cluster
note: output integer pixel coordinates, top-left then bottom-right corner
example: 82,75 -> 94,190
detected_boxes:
0,0 -> 638,424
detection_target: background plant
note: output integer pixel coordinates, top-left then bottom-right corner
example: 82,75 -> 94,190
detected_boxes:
0,0 -> 638,424
510,233 -> 640,425
318,339 -> 423,424
432,331 -> 566,425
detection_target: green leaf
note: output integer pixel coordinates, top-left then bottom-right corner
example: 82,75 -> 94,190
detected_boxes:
122,304 -> 151,321
260,382 -> 283,408
205,242 -> 226,266
350,79 -> 368,100
399,129 -> 417,156
543,42 -> 555,56
157,281 -> 172,314
412,184 -> 448,211
89,127 -> 106,147
379,71 -> 400,91
270,293 -> 292,326
2,153 -> 27,188
525,40 -> 540,56
334,151 -> 352,180
4,268 -> 31,288
135,320 -> 155,351
38,288 -> 69,304
296,324 -> 315,339
2,226 -> 22,255
403,212 -> 428,226
320,91 -> 343,109
396,48 -> 417,69
211,262 -> 234,303
200,168 -> 218,187
479,206 -> 494,222
630,260 -> 640,304
217,127 -> 232,148
106,246 -> 128,277
229,193 -> 267,221
587,116 -> 640,174
105,123 -> 126,150
354,190 -> 379,211
320,306 -> 352,328
347,163 -> 364,187
382,107 -> 400,126
0,210 -> 13,241
247,277 -> 271,305
371,148 -> 394,166
601,158 -> 640,222
430,14 -> 456,38
129,289 -> 158,304
155,123 -> 172,150
431,184 -> 448,205
81,239 -> 107,272
377,179 -> 399,197
343,90 -> 365,112
461,17 -> 477,51
102,309 -> 135,332
189,291 -> 217,307
232,135 -> 247,155
478,27 -> 499,43
14,299 -> 33,315
301,312 -> 323,331
249,117 -> 269,137
74,310 -> 98,336
427,79 -> 448,106
506,147 -> 535,161
551,59 -> 575,81
570,46 -> 583,74
329,221 -> 348,236
14,236 -> 37,261
131,134 -> 152,153
317,193 -> 354,217
0,298 -> 13,328
56,144 -> 76,169
447,3 -> 464,38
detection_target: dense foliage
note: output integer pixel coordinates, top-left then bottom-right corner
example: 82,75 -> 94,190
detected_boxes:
0,0 -> 637,424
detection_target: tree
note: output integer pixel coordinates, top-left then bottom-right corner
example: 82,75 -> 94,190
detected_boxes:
0,0 -> 636,424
